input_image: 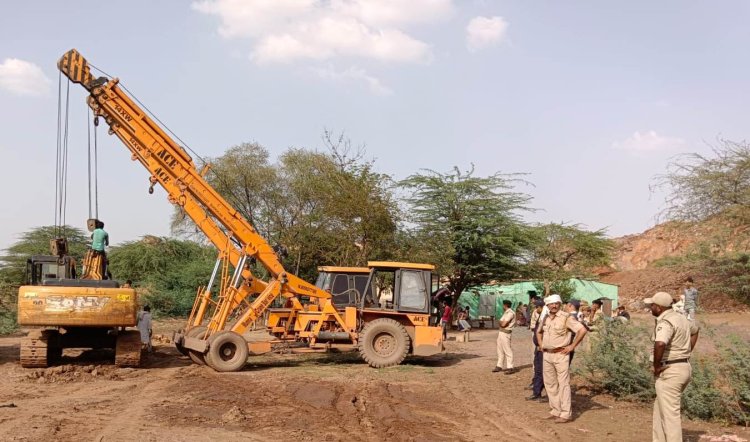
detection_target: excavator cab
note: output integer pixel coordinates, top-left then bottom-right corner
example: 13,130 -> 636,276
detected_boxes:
26,255 -> 76,285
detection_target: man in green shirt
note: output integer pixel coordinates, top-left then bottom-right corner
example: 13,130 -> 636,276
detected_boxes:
91,220 -> 109,278
91,220 -> 109,252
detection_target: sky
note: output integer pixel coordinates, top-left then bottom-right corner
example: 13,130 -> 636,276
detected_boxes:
1,1 -> 749,253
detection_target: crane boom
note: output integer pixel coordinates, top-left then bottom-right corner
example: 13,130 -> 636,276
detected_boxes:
57,49 -> 331,312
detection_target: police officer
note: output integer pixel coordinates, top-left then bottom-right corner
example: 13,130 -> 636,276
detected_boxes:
493,300 -> 517,374
645,291 -> 700,442
536,294 -> 587,423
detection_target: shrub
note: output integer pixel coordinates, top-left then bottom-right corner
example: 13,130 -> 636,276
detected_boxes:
575,320 -> 655,401
682,358 -> 723,420
719,336 -> 750,425
0,309 -> 17,335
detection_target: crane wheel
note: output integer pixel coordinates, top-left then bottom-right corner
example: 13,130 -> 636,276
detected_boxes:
186,326 -> 208,366
175,328 -> 189,356
358,318 -> 410,368
115,330 -> 142,367
205,331 -> 248,372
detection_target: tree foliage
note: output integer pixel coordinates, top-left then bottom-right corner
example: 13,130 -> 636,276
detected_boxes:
108,237 -> 216,315
656,139 -> 750,222
0,226 -> 91,334
171,135 -> 399,281
0,225 -> 89,286
525,223 -> 614,298
399,166 -> 533,301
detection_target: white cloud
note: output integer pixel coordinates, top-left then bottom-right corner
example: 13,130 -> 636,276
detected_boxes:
466,16 -> 508,52
0,58 -> 51,96
192,0 -> 448,64
612,130 -> 686,153
311,65 -> 393,96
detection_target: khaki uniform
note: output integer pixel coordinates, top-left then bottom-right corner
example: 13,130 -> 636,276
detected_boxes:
496,309 -> 516,369
540,311 -> 584,420
651,309 -> 699,442
529,309 -> 541,331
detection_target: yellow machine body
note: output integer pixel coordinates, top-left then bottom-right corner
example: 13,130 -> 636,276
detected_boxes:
17,285 -> 138,327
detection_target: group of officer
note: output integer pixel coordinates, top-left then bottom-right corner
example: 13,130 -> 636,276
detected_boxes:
491,283 -> 700,441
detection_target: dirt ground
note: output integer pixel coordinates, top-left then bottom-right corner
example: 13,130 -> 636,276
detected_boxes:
0,316 -> 748,442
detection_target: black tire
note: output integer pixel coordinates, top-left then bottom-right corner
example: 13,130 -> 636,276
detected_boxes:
358,318 -> 410,368
175,328 -> 189,356
186,326 -> 208,366
205,331 -> 249,372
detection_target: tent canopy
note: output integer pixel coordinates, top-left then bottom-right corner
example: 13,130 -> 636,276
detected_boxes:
457,278 -> 618,319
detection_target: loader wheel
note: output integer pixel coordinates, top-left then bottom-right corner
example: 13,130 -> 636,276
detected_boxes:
205,331 -> 248,372
175,328 -> 189,356
115,331 -> 142,367
358,318 -> 410,368
186,326 -> 208,366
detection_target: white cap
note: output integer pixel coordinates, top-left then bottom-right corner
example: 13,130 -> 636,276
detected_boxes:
544,294 -> 562,305
644,292 -> 673,308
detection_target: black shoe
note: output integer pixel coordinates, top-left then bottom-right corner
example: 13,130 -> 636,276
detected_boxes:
504,368 -> 519,375
525,395 -> 542,401
492,366 -> 503,373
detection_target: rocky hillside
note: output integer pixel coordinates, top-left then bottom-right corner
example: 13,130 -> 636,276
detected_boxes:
602,217 -> 750,311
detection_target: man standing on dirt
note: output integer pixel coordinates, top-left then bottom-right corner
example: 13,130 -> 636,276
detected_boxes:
526,299 -> 546,401
137,305 -> 153,352
440,300 -> 452,340
536,294 -> 587,423
645,292 -> 700,442
565,299 -> 583,364
493,300 -> 517,374
683,277 -> 699,321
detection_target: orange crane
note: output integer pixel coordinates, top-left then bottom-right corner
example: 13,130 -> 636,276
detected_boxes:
56,49 -> 444,371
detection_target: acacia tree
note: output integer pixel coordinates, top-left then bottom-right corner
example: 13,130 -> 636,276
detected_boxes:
0,225 -> 89,286
399,166 -> 533,307
656,139 -> 750,222
171,137 -> 400,281
525,223 -> 614,300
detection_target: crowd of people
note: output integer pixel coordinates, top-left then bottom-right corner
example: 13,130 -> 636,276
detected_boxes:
440,276 -> 701,441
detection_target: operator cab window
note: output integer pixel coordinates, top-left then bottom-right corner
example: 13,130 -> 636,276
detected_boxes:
398,270 -> 427,311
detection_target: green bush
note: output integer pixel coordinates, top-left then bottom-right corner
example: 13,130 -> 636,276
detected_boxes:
109,237 -> 216,316
719,336 -> 750,425
575,320 -> 655,401
0,309 -> 17,335
682,358 -> 723,420
577,321 -> 750,425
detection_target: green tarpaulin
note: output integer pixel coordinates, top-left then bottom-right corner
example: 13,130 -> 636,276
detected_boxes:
457,278 -> 618,319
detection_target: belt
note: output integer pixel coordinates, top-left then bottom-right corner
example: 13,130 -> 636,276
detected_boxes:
663,358 -> 689,365
542,347 -> 564,353
498,328 -> 512,334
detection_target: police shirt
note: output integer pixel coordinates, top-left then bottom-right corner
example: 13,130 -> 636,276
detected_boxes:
541,311 -> 584,349
652,309 -> 699,362
499,308 -> 516,330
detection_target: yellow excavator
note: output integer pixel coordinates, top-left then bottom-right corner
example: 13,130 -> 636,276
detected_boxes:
23,49 -> 444,372
17,237 -> 141,368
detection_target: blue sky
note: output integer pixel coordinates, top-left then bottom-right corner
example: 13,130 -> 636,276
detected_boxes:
1,1 -> 749,252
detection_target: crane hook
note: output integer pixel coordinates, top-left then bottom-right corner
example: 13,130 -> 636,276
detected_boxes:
148,183 -> 155,194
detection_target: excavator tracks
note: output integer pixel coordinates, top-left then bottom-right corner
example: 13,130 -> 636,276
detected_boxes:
114,331 -> 142,367
20,330 -> 51,368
